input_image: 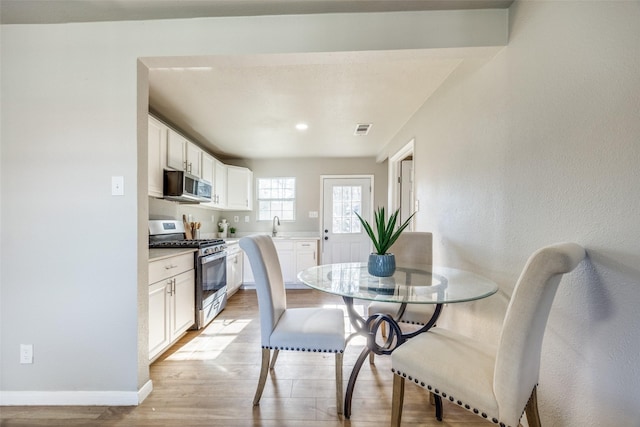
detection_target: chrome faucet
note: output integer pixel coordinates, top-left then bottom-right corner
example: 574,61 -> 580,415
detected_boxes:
272,216 -> 280,237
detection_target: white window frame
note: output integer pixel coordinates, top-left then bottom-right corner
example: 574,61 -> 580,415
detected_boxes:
256,177 -> 296,221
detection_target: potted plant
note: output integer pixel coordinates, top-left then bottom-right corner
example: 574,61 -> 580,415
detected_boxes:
355,207 -> 415,277
229,226 -> 236,237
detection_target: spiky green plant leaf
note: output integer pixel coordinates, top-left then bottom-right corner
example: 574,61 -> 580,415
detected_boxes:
355,207 -> 415,255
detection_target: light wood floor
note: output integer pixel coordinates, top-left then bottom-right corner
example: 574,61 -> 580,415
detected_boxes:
1,289 -> 492,427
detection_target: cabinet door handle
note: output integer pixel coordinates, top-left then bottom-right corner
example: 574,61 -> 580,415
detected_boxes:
183,161 -> 187,171
166,280 -> 173,295
313,251 -> 316,261
165,264 -> 177,270
172,278 -> 176,295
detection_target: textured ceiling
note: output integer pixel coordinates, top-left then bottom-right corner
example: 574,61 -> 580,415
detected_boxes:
148,51 -> 464,159
2,0 -> 512,159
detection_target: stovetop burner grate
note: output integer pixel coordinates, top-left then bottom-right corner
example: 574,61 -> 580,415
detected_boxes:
149,239 -> 224,249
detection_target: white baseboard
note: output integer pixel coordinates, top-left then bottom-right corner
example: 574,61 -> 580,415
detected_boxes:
0,380 -> 153,406
138,379 -> 153,404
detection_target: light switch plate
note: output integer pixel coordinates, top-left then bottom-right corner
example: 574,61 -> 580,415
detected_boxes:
111,176 -> 124,196
308,211 -> 318,218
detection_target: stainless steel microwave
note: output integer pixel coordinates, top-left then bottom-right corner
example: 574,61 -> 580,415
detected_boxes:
163,170 -> 212,203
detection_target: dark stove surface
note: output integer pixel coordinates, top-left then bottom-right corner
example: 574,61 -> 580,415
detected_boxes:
149,238 -> 224,249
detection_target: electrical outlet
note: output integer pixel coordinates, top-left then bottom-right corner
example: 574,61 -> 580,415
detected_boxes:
244,216 -> 250,223
233,216 -> 239,223
20,344 -> 33,364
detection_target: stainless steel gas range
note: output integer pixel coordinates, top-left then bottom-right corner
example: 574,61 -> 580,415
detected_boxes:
149,220 -> 227,329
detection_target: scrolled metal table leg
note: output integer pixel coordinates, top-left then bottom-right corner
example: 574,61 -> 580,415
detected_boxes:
343,312 -> 405,419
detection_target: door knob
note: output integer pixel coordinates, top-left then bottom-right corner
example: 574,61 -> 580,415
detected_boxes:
324,236 -> 328,240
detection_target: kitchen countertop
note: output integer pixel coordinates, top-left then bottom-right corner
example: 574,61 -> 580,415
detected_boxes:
230,233 -> 320,241
149,248 -> 197,262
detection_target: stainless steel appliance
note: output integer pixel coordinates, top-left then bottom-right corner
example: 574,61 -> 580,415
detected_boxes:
163,170 -> 212,203
149,220 -> 227,329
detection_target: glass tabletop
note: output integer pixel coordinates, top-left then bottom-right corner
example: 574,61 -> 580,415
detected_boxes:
298,262 -> 499,304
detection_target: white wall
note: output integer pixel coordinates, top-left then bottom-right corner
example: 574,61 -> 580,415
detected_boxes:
0,10 -> 508,404
223,157 -> 388,234
382,1 -> 640,425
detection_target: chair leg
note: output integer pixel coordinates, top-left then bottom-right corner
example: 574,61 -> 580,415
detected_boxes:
369,352 -> 375,364
434,394 -> 443,421
391,374 -> 405,427
253,348 -> 271,406
269,349 -> 280,369
335,352 -> 344,415
524,386 -> 542,427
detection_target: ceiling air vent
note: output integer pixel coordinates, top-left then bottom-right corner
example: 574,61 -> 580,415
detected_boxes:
354,123 -> 372,136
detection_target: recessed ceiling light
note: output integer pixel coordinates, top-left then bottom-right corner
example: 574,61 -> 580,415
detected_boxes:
295,123 -> 309,131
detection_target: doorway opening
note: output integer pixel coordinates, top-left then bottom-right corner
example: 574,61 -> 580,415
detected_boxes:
388,139 -> 415,229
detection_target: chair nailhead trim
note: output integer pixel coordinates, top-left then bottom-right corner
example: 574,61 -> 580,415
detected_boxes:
264,346 -> 343,353
391,369 -> 516,427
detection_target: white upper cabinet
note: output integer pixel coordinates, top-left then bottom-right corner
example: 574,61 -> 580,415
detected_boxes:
200,154 -> 227,209
226,166 -> 253,211
148,116 -> 168,197
201,152 -> 214,185
167,128 -> 187,172
167,128 -> 202,178
148,114 -> 253,210
186,143 -> 202,178
213,159 -> 227,208
201,152 -> 217,208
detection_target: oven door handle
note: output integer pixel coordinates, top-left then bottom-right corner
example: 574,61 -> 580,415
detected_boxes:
201,252 -> 227,264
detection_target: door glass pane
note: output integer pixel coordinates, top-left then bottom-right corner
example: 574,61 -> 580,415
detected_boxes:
332,185 -> 363,234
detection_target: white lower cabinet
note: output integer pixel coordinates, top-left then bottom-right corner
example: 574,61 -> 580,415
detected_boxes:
294,241 -> 318,284
149,252 -> 195,361
148,280 -> 171,359
274,240 -> 296,284
242,239 -> 318,286
226,244 -> 243,297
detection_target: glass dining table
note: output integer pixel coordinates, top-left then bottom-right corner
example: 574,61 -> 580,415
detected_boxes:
297,262 -> 499,419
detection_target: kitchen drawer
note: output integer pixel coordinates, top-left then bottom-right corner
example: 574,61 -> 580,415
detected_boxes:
273,240 -> 295,251
295,241 -> 317,251
149,252 -> 194,285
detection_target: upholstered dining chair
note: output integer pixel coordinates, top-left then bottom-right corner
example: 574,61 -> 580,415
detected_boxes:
239,235 -> 346,414
367,232 -> 435,362
390,242 -> 585,427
